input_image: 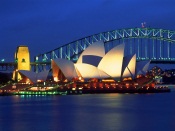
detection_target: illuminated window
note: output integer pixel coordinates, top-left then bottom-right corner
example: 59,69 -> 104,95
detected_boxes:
22,58 -> 26,63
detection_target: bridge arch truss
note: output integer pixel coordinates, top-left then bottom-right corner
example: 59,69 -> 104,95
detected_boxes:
34,28 -> 175,71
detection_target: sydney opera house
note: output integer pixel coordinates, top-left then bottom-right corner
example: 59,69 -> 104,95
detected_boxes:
1,41 -> 171,95
18,41 -> 150,85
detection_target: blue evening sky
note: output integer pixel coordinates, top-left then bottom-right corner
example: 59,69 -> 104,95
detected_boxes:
1,0 -> 175,62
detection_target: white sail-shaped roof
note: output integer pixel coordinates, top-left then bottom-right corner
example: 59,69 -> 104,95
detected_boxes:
37,70 -> 50,81
19,70 -> 37,83
75,63 -> 110,80
98,43 -> 125,81
121,54 -> 136,79
53,58 -> 78,81
136,60 -> 151,75
19,70 -> 49,83
77,41 -> 105,63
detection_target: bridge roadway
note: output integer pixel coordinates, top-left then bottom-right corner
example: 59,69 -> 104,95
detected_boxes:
0,62 -> 16,71
30,60 -> 175,64
0,60 -> 175,71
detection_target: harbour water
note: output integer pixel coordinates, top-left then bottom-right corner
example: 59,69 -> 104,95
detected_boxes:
0,86 -> 175,131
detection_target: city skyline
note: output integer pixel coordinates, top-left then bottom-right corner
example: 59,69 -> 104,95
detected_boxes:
1,0 -> 175,62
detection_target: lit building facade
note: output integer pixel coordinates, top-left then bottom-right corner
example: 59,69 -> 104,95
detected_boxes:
12,45 -> 30,81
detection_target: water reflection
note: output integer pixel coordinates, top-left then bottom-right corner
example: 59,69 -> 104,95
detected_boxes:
0,93 -> 175,131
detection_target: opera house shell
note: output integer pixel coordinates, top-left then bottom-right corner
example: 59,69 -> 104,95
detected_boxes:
18,70 -> 50,83
51,41 -> 150,82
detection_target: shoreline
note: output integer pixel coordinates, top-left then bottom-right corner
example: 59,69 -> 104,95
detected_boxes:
0,87 -> 171,96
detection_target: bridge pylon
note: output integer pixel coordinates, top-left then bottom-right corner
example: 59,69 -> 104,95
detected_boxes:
12,45 -> 30,82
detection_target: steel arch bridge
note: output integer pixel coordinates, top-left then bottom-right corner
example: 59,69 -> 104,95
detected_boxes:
33,27 -> 175,72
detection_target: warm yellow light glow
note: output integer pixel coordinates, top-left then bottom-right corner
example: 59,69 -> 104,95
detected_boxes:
13,45 -> 30,81
26,78 -> 30,84
54,77 -> 59,82
15,46 -> 30,73
37,80 -> 42,82
75,63 -> 109,80
52,58 -> 78,81
123,77 -> 132,81
102,79 -> 115,82
126,83 -> 129,86
79,77 -> 82,80
98,44 -> 125,80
